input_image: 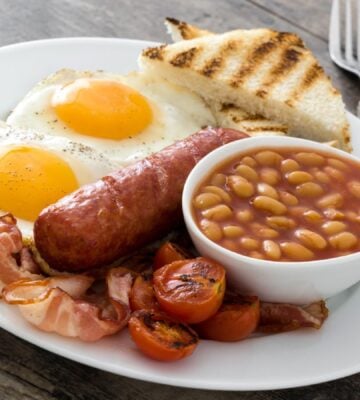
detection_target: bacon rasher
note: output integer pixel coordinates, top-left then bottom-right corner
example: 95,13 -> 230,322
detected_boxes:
3,267 -> 133,341
0,214 -> 42,289
258,301 -> 329,333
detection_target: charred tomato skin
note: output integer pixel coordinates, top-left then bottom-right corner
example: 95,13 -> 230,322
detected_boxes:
128,310 -> 198,361
129,271 -> 159,312
153,242 -> 188,271
195,295 -> 260,342
153,257 -> 226,324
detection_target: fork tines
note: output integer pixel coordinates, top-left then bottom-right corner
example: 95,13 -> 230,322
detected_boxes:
329,0 -> 360,77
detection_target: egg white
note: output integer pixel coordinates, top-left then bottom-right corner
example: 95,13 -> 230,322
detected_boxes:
0,125 -> 117,239
7,69 -> 216,166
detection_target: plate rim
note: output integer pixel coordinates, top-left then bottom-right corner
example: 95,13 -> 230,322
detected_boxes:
0,310 -> 359,392
0,36 -> 159,48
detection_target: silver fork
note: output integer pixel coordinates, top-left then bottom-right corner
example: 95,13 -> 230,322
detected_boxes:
329,0 -> 360,77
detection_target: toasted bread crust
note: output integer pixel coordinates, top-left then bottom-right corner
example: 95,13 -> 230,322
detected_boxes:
230,32 -> 304,87
170,47 -> 200,67
165,17 -> 213,40
201,40 -> 238,77
261,48 -> 303,91
142,44 -> 166,60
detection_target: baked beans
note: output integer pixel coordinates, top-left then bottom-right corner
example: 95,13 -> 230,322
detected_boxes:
192,147 -> 360,261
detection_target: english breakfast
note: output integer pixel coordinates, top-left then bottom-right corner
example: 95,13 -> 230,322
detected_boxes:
0,18 -> 355,361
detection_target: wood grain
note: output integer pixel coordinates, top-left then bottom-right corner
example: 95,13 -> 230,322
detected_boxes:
248,0 -> 331,40
0,0 -> 357,112
0,1 -> 359,399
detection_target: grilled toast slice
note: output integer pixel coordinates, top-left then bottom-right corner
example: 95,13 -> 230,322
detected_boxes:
165,17 -> 289,138
140,23 -> 351,150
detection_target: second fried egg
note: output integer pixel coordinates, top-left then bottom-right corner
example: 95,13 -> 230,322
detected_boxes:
0,125 -> 117,238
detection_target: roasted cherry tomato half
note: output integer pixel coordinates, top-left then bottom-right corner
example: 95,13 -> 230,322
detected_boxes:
153,242 -> 188,271
129,271 -> 159,312
153,257 -> 226,324
128,310 -> 198,361
195,294 -> 260,341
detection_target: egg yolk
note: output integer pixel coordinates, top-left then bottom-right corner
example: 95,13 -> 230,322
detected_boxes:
52,79 -> 153,140
0,146 -> 79,221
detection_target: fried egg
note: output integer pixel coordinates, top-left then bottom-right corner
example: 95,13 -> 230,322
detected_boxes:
0,125 -> 117,238
7,69 -> 215,166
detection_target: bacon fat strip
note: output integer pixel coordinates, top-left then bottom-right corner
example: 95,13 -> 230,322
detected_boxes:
3,267 -> 133,341
0,214 -> 42,290
258,301 -> 329,333
34,128 -> 248,272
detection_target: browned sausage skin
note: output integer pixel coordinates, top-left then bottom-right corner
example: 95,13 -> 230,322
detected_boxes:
34,128 -> 248,272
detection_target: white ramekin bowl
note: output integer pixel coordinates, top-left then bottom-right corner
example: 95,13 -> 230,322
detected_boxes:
182,136 -> 360,304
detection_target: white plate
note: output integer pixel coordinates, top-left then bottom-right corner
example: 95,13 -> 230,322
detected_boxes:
0,37 -> 359,391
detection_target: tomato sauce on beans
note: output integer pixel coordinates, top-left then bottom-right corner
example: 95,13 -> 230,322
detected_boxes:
192,148 -> 360,261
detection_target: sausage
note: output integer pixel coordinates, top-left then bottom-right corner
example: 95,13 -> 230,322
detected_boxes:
34,128 -> 248,272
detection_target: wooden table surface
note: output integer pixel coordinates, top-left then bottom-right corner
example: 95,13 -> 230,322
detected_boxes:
0,1 -> 359,399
